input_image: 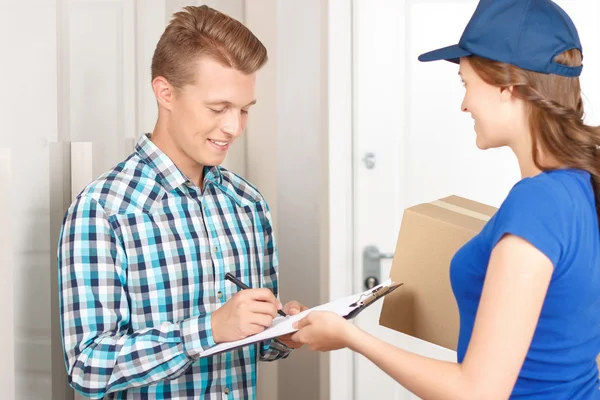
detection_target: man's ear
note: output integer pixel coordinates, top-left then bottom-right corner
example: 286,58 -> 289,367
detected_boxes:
152,76 -> 175,111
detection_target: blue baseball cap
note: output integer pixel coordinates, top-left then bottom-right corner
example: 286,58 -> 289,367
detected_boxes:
418,0 -> 583,77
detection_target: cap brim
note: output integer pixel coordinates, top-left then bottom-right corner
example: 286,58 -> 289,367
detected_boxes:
418,44 -> 472,64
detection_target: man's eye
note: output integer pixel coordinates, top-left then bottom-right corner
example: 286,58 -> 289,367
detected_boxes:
209,108 -> 226,114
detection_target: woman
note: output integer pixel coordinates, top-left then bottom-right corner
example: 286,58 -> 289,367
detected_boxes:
292,1 -> 600,399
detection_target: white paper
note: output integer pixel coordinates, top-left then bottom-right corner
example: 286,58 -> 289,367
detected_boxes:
200,278 -> 393,358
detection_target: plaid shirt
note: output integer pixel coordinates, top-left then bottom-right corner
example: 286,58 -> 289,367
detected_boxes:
58,133 -> 292,399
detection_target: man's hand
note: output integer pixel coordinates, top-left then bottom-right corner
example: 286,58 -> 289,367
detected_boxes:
276,301 -> 309,349
211,289 -> 282,343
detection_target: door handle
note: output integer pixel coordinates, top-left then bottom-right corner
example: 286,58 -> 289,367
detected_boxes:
363,245 -> 394,289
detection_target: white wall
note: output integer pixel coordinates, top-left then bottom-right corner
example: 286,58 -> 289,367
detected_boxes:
243,2 -> 281,399
0,149 -> 15,399
275,2 -> 327,400
246,1 -> 335,399
1,2 -> 58,398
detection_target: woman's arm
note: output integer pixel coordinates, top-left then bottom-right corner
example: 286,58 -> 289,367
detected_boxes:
293,234 -> 553,400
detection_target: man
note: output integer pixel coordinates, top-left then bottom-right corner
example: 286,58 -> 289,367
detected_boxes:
58,6 -> 306,399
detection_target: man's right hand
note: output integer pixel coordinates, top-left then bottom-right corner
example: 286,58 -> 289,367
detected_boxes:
211,288 -> 282,343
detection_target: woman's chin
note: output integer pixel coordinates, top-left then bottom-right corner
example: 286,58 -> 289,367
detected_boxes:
474,135 -> 486,150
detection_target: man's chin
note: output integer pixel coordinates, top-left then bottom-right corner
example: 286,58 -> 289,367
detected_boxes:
198,155 -> 227,168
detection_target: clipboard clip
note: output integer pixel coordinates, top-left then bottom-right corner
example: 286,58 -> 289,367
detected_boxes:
349,282 -> 404,308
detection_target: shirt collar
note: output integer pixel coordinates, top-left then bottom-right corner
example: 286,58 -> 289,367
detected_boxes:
135,133 -> 223,192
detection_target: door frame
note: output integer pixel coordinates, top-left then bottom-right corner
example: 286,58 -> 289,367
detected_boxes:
325,0 -> 355,398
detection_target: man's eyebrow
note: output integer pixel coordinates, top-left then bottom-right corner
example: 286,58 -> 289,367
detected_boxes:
205,100 -> 257,107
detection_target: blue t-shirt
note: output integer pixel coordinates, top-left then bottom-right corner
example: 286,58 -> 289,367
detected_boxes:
450,169 -> 600,399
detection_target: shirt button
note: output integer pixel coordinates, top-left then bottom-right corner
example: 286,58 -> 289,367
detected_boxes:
217,291 -> 223,299
224,387 -> 230,395
213,246 -> 219,253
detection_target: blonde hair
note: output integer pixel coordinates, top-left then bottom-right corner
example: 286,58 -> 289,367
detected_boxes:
151,5 -> 268,88
468,50 -> 600,220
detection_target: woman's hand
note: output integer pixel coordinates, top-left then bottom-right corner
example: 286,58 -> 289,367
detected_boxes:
290,311 -> 358,351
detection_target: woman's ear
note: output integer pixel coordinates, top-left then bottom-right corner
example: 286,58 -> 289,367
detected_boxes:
500,85 -> 515,103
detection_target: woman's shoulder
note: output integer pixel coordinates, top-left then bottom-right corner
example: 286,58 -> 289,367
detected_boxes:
502,168 -> 591,212
486,169 -> 593,267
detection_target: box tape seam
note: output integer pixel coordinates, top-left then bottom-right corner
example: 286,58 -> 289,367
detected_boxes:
430,200 -> 492,222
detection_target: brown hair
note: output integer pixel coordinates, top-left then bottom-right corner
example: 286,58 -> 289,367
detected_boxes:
468,51 -> 600,220
151,5 -> 268,89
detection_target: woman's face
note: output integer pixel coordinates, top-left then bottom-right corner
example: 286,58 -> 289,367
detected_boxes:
459,57 -> 527,150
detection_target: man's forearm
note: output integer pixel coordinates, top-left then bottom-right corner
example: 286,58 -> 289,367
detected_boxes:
66,314 -> 215,398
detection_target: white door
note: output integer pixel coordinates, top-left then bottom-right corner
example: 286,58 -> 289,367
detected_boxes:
351,0 -> 600,399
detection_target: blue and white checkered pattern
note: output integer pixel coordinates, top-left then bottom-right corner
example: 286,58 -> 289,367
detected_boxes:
58,133 -> 291,399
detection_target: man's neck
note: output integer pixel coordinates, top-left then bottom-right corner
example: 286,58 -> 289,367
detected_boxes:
151,121 -> 205,188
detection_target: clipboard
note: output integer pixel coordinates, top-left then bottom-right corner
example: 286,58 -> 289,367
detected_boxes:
199,279 -> 403,358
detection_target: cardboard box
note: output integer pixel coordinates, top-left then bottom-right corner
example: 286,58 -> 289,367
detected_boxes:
379,195 -> 600,369
379,195 -> 497,350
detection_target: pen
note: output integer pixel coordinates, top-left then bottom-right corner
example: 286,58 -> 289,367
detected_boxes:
225,272 -> 287,317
